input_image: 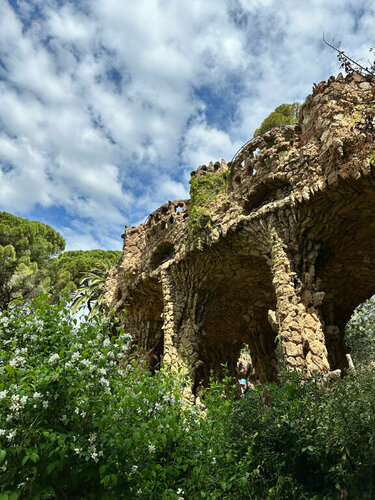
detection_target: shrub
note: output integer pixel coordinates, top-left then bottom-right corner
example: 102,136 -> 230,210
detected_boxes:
230,371 -> 375,499
2,295 -> 375,499
0,295 -> 256,499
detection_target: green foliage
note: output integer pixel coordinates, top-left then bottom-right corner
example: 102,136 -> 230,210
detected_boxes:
71,261 -> 115,315
254,102 -> 301,137
189,171 -> 229,248
0,296 -> 256,499
345,296 -> 375,365
230,371 -> 375,499
0,213 -> 65,311
2,297 -> 375,498
46,250 -> 121,303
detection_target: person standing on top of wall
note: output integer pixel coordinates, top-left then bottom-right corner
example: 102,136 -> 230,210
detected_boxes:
240,378 -> 254,399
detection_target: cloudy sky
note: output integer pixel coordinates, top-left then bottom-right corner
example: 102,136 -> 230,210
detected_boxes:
0,0 -> 373,250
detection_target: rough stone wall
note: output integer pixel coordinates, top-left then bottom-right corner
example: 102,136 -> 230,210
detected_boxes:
104,72 -> 375,396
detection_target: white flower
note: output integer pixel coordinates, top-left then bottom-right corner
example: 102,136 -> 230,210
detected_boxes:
212,457 -> 216,464
0,390 -> 8,400
0,316 -> 9,327
42,401 -> 49,408
6,430 -> 16,441
99,368 -> 107,375
71,352 -> 81,362
177,488 -> 184,495
99,377 -> 109,387
33,392 -> 42,400
89,433 -> 97,443
132,465 -> 138,473
61,415 -> 67,422
10,394 -> 27,411
148,443 -> 156,453
103,338 -> 111,347
14,347 -> 27,355
34,319 -> 44,332
0,429 -> 6,436
9,356 -> 26,368
91,452 -> 99,462
48,353 -> 60,364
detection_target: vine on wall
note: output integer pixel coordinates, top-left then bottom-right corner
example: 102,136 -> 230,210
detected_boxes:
188,170 -> 229,248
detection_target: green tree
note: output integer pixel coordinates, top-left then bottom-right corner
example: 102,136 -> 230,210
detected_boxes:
0,212 -> 65,310
254,102 -> 301,137
46,250 -> 121,303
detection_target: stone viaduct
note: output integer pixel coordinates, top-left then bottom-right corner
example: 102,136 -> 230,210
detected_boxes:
104,72 -> 375,395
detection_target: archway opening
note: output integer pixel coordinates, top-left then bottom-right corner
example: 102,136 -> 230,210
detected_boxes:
127,280 -> 164,373
194,254 -> 278,389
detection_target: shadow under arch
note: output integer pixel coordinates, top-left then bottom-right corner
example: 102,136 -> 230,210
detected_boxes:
192,253 -> 278,388
126,278 -> 164,373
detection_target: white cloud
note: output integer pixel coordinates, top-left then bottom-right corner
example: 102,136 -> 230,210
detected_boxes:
182,116 -> 242,167
0,0 -> 374,249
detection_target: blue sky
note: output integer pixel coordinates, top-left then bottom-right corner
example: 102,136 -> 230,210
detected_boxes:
0,0 -> 374,250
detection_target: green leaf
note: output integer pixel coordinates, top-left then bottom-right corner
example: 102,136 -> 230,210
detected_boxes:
4,365 -> 14,377
123,438 -> 132,450
102,475 -> 111,487
0,449 -> 6,463
46,461 -> 59,475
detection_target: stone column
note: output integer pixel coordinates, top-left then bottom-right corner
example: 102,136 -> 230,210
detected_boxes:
268,232 -> 330,375
160,269 -> 205,402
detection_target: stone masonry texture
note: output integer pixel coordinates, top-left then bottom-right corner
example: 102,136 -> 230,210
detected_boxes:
104,73 -> 375,396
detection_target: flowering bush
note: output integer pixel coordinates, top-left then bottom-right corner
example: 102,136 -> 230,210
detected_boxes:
0,295 -> 255,499
3,294 -> 375,499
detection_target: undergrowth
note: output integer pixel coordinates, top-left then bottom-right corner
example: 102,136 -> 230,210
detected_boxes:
1,296 -> 375,499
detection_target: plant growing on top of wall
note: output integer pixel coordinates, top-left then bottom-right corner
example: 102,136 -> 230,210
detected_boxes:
188,170 -> 229,249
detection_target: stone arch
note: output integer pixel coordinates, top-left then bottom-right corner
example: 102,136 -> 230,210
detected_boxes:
297,174 -> 375,372
193,253 -> 278,386
126,279 -> 164,373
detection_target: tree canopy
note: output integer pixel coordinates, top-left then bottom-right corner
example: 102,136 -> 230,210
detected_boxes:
0,212 -> 121,309
46,250 -> 121,303
253,102 -> 301,137
0,212 -> 65,310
